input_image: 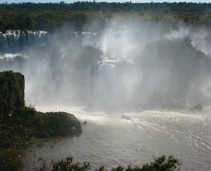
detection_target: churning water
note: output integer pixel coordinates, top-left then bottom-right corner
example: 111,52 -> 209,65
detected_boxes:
23,105 -> 211,171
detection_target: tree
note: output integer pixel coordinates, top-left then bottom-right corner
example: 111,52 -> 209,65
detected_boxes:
38,155 -> 181,171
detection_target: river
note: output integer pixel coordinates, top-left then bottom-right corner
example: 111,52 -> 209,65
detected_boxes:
23,105 -> 211,171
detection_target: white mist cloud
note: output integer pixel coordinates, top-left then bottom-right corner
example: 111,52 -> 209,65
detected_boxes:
1,18 -> 211,111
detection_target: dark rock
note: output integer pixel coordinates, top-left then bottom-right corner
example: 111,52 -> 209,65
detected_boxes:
37,111 -> 82,137
122,115 -> 131,120
190,104 -> 203,112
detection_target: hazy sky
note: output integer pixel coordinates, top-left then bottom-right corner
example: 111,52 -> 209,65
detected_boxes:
1,0 -> 210,3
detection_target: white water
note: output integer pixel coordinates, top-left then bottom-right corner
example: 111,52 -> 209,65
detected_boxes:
0,30 -> 48,54
23,105 -> 211,171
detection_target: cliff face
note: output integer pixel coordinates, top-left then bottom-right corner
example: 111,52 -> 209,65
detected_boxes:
0,71 -> 24,115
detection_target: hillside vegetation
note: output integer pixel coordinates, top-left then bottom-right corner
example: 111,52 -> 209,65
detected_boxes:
0,2 -> 211,31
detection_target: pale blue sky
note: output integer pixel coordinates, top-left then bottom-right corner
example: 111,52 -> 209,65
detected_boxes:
1,0 -> 210,3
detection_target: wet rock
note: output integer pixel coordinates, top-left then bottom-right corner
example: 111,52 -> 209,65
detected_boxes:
190,104 -> 203,112
121,115 -> 131,120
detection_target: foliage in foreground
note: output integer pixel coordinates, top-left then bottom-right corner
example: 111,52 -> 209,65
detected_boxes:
38,155 -> 181,171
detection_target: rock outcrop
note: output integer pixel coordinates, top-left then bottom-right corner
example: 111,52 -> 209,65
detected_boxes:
0,71 -> 82,138
35,112 -> 82,138
190,104 -> 203,112
0,71 -> 24,115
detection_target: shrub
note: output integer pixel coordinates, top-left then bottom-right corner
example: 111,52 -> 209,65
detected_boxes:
38,155 -> 181,171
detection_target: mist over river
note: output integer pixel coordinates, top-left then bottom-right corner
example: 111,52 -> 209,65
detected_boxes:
23,105 -> 211,171
1,19 -> 211,170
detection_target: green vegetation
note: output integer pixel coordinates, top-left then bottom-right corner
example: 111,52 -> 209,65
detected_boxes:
0,2 -> 211,31
0,71 -> 25,114
0,2 -> 211,14
0,71 -> 82,171
38,155 -> 181,171
34,112 -> 82,138
0,71 -> 32,171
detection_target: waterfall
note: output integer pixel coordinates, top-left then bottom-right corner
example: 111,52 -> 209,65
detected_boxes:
0,30 -> 48,54
0,28 -> 211,111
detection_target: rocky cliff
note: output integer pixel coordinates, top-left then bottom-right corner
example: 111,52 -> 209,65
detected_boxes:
0,71 -> 24,115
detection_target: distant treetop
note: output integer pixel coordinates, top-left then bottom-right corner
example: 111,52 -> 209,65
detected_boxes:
0,2 -> 211,14
0,2 -> 211,31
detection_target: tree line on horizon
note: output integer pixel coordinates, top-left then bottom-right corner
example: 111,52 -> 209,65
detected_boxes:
1,2 -> 211,14
0,2 -> 211,31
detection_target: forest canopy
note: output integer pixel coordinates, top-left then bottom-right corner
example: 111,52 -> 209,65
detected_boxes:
0,2 -> 211,31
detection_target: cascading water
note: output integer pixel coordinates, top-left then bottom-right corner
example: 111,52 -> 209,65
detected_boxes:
0,30 -> 48,54
0,22 -> 211,171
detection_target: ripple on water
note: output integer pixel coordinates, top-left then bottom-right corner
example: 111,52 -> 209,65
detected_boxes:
23,106 -> 211,171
